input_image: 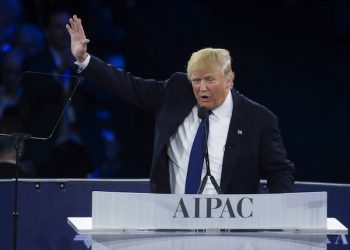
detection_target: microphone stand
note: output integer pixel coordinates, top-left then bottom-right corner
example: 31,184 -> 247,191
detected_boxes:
11,132 -> 31,250
198,117 -> 223,194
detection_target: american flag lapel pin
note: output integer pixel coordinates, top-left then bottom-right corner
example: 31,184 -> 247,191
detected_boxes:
237,129 -> 243,135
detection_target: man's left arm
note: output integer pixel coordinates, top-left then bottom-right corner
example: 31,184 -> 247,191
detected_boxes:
259,115 -> 295,193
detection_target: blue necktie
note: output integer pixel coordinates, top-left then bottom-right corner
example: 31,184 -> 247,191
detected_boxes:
185,112 -> 211,194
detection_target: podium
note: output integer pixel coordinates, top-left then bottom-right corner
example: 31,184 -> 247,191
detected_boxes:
68,192 -> 348,250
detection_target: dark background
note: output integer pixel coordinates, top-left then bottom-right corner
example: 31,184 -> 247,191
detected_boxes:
1,0 -> 349,183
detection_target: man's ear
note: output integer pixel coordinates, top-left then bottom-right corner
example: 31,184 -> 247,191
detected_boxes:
226,79 -> 233,89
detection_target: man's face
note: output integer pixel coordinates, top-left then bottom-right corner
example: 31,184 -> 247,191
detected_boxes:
190,67 -> 232,110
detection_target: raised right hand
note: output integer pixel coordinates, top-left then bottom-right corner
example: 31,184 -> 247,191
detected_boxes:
66,15 -> 90,63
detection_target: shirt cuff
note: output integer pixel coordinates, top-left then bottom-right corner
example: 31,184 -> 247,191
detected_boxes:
74,54 -> 91,73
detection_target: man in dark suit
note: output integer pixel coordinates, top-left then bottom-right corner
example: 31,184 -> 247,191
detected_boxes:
66,15 -> 294,194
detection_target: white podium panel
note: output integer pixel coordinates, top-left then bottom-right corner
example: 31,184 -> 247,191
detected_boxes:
92,192 -> 327,230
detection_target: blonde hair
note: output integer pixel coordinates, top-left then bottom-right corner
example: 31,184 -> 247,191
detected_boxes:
187,48 -> 235,81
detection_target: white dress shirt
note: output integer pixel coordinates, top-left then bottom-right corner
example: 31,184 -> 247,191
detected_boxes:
168,93 -> 233,194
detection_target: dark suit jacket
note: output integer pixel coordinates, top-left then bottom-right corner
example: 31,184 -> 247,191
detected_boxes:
82,56 -> 295,194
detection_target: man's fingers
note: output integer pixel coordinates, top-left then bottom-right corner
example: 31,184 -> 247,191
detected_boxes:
66,24 -> 72,34
76,18 -> 85,34
69,18 -> 76,31
69,15 -> 81,31
73,14 -> 79,25
68,15 -> 86,38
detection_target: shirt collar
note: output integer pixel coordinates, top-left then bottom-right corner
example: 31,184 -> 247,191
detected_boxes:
211,91 -> 233,119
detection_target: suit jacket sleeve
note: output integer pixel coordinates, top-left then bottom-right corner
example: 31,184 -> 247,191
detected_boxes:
81,55 -> 166,112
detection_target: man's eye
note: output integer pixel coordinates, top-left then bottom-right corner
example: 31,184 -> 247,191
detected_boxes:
192,79 -> 200,84
206,77 -> 215,83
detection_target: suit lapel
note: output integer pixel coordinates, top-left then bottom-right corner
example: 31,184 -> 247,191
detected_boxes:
220,89 -> 246,192
157,81 -> 197,151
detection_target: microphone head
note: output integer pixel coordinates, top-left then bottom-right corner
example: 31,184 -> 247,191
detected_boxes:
197,106 -> 208,120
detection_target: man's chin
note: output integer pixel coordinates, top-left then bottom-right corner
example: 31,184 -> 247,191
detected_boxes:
198,102 -> 213,110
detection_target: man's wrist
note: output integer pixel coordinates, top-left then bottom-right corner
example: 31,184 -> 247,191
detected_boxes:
75,53 -> 91,73
77,52 -> 89,63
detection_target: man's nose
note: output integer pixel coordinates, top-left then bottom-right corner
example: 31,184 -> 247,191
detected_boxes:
199,82 -> 208,91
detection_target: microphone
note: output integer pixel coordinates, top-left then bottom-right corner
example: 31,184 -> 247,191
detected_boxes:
197,107 -> 223,194
197,106 -> 208,120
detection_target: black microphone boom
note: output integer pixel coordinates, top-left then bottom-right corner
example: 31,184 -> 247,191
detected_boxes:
197,106 -> 208,120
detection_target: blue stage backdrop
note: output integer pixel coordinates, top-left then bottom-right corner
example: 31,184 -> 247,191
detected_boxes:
0,179 -> 349,249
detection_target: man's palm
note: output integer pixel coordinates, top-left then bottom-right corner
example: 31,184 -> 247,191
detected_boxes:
71,31 -> 87,59
66,15 -> 90,62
